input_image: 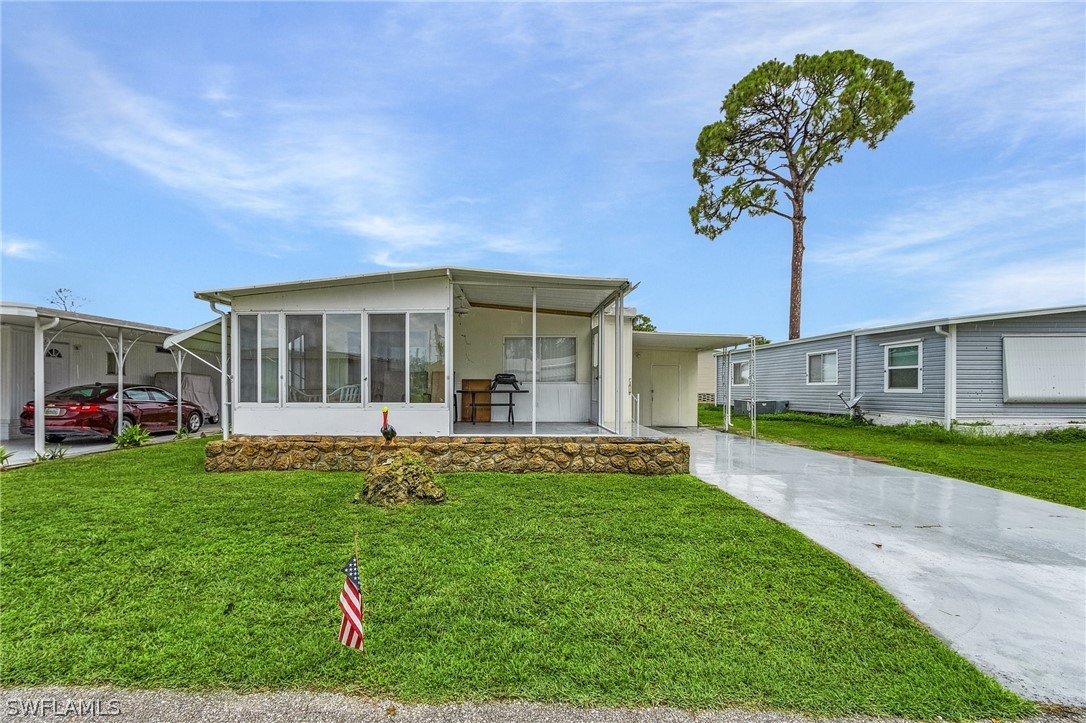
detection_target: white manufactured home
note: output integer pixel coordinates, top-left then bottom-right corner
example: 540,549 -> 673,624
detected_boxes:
1,302 -> 222,453
167,267 -> 744,438
716,306 -> 1086,431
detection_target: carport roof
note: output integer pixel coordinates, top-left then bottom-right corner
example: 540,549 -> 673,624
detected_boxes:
194,266 -> 633,316
632,331 -> 751,351
0,301 -> 177,337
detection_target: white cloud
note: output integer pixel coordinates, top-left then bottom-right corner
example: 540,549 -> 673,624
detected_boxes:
811,172 -> 1086,314
945,253 -> 1086,314
1,235 -> 48,260
814,176 -> 1085,272
8,26 -> 544,269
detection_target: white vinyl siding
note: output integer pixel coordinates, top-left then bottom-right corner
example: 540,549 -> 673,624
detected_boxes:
1002,335 -> 1086,403
806,351 -> 838,385
885,341 -> 922,392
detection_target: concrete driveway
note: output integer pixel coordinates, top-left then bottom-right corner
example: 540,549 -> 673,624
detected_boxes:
2,426 -> 221,467
675,428 -> 1086,705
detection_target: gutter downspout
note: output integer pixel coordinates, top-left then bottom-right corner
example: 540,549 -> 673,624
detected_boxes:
33,316 -> 61,457
935,325 -> 956,430
210,301 -> 230,440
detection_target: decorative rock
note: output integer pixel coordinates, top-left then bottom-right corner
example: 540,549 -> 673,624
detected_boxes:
206,434 -> 689,475
360,451 -> 445,506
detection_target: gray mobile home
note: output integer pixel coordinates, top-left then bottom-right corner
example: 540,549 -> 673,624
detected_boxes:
716,306 -> 1086,431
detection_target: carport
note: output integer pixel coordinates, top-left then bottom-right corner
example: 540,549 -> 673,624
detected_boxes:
0,303 -> 215,455
163,315 -> 231,439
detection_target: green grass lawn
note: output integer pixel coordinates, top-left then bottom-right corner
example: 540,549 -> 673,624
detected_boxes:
1,439 -> 1033,718
698,405 -> 1086,510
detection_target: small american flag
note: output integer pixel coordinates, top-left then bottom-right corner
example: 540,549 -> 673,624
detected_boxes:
338,555 -> 365,651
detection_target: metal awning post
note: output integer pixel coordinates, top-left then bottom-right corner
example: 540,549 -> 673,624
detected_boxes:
531,287 -> 537,436
33,316 -> 60,456
724,348 -> 732,432
749,336 -> 757,440
172,348 -> 188,432
116,329 -> 124,436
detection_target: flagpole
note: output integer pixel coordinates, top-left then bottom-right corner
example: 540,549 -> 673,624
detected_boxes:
354,528 -> 365,655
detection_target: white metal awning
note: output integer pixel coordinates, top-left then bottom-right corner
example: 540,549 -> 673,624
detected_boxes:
163,318 -> 228,376
632,331 -> 751,351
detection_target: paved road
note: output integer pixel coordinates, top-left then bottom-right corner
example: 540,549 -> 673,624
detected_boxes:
1,687 -> 1082,723
675,428 -> 1086,705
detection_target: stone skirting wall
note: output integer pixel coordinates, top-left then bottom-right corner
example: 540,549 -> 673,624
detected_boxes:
204,436 -> 689,475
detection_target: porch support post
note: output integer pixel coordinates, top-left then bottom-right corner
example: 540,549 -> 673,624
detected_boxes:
116,329 -> 124,436
531,287 -> 537,435
615,292 -> 624,436
33,316 -> 60,456
597,308 -> 605,428
209,302 -> 230,440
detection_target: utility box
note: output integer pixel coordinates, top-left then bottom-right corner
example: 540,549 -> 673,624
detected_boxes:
733,400 -> 790,415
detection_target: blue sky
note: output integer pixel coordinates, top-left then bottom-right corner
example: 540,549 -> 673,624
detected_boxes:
2,2 -> 1083,340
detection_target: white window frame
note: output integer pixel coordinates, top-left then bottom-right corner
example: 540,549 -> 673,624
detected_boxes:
365,309 -> 448,409
731,360 -> 749,387
805,350 -> 838,386
502,335 -> 578,383
884,340 -> 923,393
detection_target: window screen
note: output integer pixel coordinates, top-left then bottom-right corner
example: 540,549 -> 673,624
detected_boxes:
1003,336 -> 1086,403
503,337 -> 576,382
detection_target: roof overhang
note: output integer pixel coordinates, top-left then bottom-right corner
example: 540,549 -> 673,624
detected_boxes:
632,331 -> 751,352
194,266 -> 634,317
0,302 -> 177,338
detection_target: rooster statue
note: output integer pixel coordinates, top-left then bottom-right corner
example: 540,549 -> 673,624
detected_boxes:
380,406 -> 397,447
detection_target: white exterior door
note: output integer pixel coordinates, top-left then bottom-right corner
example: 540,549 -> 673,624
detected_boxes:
44,343 -> 70,393
650,364 -> 679,426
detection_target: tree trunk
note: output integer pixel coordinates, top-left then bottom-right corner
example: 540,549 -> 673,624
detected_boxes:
789,201 -> 805,340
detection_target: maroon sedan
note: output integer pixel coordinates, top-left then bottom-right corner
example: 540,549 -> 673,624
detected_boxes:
20,383 -> 204,443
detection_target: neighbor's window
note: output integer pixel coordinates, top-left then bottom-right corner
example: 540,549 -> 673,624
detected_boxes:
286,315 -> 323,402
885,342 -> 922,391
105,353 -> 128,376
732,360 -> 749,386
370,312 -> 446,404
326,314 -> 362,403
807,351 -> 838,384
504,337 -> 576,382
239,314 -> 281,403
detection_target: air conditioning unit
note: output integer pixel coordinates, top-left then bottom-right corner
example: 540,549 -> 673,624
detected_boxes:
733,400 -> 790,415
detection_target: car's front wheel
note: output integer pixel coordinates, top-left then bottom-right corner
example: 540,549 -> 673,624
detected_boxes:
187,411 -> 203,433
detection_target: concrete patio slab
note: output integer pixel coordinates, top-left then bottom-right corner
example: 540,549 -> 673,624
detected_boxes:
675,427 -> 1086,705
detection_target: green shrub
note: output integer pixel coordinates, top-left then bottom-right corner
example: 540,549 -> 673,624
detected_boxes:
0,446 -> 15,466
34,445 -> 67,461
114,424 -> 152,448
